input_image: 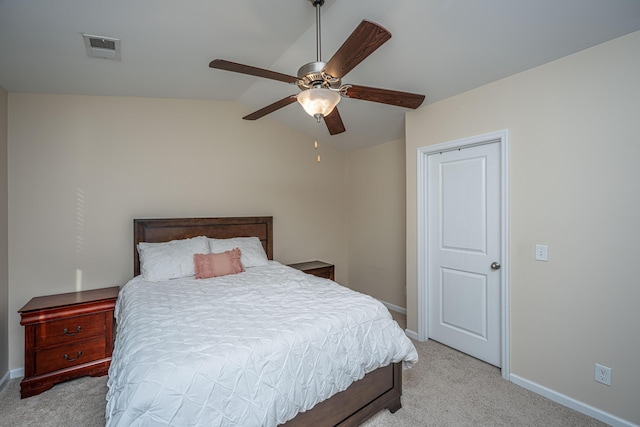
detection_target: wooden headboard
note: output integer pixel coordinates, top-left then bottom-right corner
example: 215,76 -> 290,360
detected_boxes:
133,216 -> 273,276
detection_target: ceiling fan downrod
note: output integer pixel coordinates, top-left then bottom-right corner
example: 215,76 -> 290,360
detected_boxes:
310,0 -> 324,62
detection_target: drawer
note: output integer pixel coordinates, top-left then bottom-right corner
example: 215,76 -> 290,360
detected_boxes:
35,336 -> 106,375
35,312 -> 106,348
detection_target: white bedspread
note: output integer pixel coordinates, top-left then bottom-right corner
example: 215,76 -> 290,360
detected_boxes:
106,261 -> 418,426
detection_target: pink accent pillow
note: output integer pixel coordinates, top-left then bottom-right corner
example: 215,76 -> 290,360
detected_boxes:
194,248 -> 245,279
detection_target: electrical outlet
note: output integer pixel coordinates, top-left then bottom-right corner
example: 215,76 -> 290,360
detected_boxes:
595,363 -> 611,386
535,244 -> 548,261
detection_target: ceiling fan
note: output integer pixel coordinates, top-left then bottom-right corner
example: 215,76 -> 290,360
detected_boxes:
209,0 -> 425,135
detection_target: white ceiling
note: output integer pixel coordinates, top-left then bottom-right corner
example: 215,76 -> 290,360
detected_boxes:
1,0 -> 639,151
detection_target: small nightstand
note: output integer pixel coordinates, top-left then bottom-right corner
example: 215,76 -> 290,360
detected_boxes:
288,261 -> 335,281
18,286 -> 119,398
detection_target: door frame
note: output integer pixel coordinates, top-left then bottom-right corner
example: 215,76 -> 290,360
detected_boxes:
417,129 -> 510,379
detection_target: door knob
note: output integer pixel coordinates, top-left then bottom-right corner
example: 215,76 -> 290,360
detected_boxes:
491,262 -> 501,270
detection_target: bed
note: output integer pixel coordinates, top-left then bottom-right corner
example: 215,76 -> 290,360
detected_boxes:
106,216 -> 417,426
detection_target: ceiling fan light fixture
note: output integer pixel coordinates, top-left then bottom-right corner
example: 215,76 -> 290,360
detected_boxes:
297,88 -> 341,119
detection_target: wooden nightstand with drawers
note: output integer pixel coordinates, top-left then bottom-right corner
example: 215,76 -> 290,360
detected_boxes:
288,261 -> 335,281
18,286 -> 119,398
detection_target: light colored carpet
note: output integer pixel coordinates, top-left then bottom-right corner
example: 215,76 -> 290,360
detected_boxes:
0,313 -> 606,426
0,373 -> 107,426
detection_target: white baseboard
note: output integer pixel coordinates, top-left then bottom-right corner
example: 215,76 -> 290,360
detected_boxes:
405,329 -> 419,340
378,300 -> 406,315
10,367 -> 24,379
510,374 -> 638,427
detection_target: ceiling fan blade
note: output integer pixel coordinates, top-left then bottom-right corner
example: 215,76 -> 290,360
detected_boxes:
323,107 -> 346,135
323,20 -> 392,79
209,59 -> 298,84
243,95 -> 298,120
341,84 -> 425,109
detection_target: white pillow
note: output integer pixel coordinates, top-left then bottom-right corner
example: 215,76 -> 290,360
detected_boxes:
208,237 -> 269,268
138,236 -> 209,281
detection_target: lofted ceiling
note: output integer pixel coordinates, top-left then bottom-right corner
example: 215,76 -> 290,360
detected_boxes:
1,0 -> 639,151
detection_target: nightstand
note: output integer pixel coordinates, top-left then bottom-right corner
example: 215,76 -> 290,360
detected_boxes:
18,286 -> 119,398
288,261 -> 335,281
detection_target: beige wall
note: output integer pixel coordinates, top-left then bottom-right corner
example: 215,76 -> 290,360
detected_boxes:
7,94 -> 348,370
0,86 -> 8,380
347,139 -> 406,308
406,31 -> 640,424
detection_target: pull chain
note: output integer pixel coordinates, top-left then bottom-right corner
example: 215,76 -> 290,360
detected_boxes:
315,138 -> 320,163
315,121 -> 321,163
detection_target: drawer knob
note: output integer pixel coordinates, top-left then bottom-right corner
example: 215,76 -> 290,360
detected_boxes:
63,351 -> 83,362
63,326 -> 82,336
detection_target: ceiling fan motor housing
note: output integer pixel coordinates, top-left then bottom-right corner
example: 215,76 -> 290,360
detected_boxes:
297,61 -> 341,90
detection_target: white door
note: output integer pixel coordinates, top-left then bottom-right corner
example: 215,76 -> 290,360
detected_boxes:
427,141 -> 502,366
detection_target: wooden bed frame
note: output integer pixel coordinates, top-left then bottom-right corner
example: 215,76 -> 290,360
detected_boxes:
132,216 -> 403,426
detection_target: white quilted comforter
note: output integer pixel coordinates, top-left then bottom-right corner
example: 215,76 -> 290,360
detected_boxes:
106,262 -> 418,426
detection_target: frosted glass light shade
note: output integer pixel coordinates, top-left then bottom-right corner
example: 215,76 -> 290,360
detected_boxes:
297,88 -> 341,117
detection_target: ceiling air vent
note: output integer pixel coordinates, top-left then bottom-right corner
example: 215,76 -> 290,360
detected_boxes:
82,34 -> 121,60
